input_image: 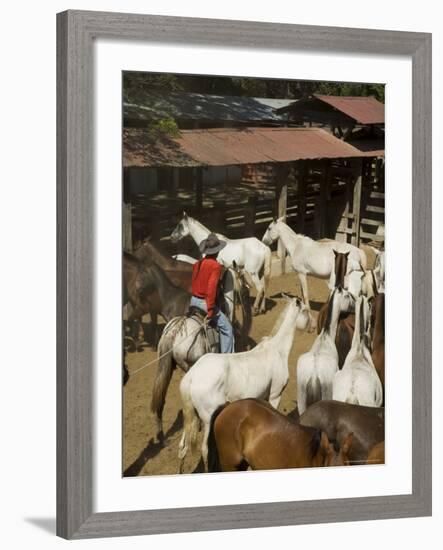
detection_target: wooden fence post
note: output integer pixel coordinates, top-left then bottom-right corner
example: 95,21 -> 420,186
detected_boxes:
276,163 -> 289,274
195,167 -> 203,210
351,158 -> 363,246
123,202 -> 132,252
317,160 -> 330,239
297,161 -> 306,234
245,195 -> 257,237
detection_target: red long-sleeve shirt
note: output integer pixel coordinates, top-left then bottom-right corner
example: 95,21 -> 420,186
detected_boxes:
191,257 -> 222,317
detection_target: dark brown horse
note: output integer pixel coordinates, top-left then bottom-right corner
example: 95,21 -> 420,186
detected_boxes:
317,308 -> 355,369
123,252 -> 191,348
299,400 -> 384,465
134,237 -> 245,326
371,293 -> 385,391
207,399 -> 353,472
134,237 -> 194,293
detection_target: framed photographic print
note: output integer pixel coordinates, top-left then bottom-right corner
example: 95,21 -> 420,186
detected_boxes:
57,10 -> 432,539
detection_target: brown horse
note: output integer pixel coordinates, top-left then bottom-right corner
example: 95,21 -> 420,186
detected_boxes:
317,307 -> 355,369
371,293 -> 385,392
134,237 -> 246,325
123,252 -> 191,348
207,399 -> 353,472
366,441 -> 385,465
299,400 -> 384,465
134,237 -> 193,293
123,252 -> 158,345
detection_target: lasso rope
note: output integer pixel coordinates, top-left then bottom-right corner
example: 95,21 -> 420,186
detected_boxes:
128,322 -> 205,378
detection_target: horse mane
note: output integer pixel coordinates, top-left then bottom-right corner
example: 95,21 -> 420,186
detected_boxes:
149,260 -> 184,291
374,293 -> 385,336
359,297 -> 365,342
334,253 -> 348,289
323,289 -> 337,333
268,300 -> 291,337
277,220 -> 307,240
123,251 -> 142,268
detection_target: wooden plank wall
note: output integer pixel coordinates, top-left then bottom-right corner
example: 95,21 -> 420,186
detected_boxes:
126,158 -> 385,256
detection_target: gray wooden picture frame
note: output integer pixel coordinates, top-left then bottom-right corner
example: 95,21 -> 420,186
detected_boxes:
57,10 -> 432,539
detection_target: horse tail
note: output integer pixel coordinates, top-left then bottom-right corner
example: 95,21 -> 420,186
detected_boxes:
151,328 -> 177,442
306,375 -> 322,409
207,404 -> 227,472
178,375 -> 200,470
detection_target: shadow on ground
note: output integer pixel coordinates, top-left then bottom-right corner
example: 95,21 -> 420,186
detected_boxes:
124,411 -> 183,477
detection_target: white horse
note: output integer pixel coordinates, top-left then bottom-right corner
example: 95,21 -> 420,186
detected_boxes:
178,296 -> 310,472
171,212 -> 272,314
332,295 -> 383,407
296,287 -> 354,415
370,246 -> 385,292
172,253 -> 198,265
262,218 -> 367,313
345,267 -> 378,300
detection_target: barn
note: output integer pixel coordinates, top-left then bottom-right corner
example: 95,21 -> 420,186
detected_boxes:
123,124 -> 381,270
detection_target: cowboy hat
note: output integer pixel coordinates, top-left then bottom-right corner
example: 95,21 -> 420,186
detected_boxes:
199,233 -> 227,255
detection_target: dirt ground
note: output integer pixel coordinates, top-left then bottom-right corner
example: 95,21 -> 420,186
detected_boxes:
123,247 -> 376,477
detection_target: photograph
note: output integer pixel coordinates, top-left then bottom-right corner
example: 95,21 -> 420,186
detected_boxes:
122,72 -> 386,477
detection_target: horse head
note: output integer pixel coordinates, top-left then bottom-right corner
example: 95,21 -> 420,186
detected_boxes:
262,219 -> 279,246
171,211 -> 190,243
293,296 -> 310,331
322,432 -> 354,466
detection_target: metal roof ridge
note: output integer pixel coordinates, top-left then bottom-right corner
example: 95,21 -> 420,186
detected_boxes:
177,126 -> 323,134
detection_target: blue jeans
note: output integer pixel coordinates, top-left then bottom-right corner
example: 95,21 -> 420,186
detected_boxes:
190,296 -> 235,353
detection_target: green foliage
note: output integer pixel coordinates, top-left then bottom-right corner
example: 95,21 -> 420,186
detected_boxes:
123,72 -> 385,106
123,72 -> 184,103
146,118 -> 180,139
312,81 -> 385,102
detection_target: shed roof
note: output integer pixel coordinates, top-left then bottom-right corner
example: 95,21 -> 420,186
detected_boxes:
313,95 -> 385,124
124,91 -> 294,123
124,126 -> 365,168
276,95 -> 385,125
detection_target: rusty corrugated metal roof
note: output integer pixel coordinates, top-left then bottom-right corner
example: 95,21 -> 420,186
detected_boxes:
314,95 -> 385,125
123,127 -> 364,168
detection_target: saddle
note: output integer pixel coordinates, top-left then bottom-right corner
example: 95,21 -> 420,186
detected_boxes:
186,306 -> 220,353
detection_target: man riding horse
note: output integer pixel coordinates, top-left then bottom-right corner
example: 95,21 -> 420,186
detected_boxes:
190,233 -> 234,353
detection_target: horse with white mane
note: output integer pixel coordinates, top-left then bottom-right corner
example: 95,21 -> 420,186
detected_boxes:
296,287 -> 354,415
332,295 -> 383,407
171,212 -> 272,315
262,218 -> 367,313
178,295 -> 310,472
